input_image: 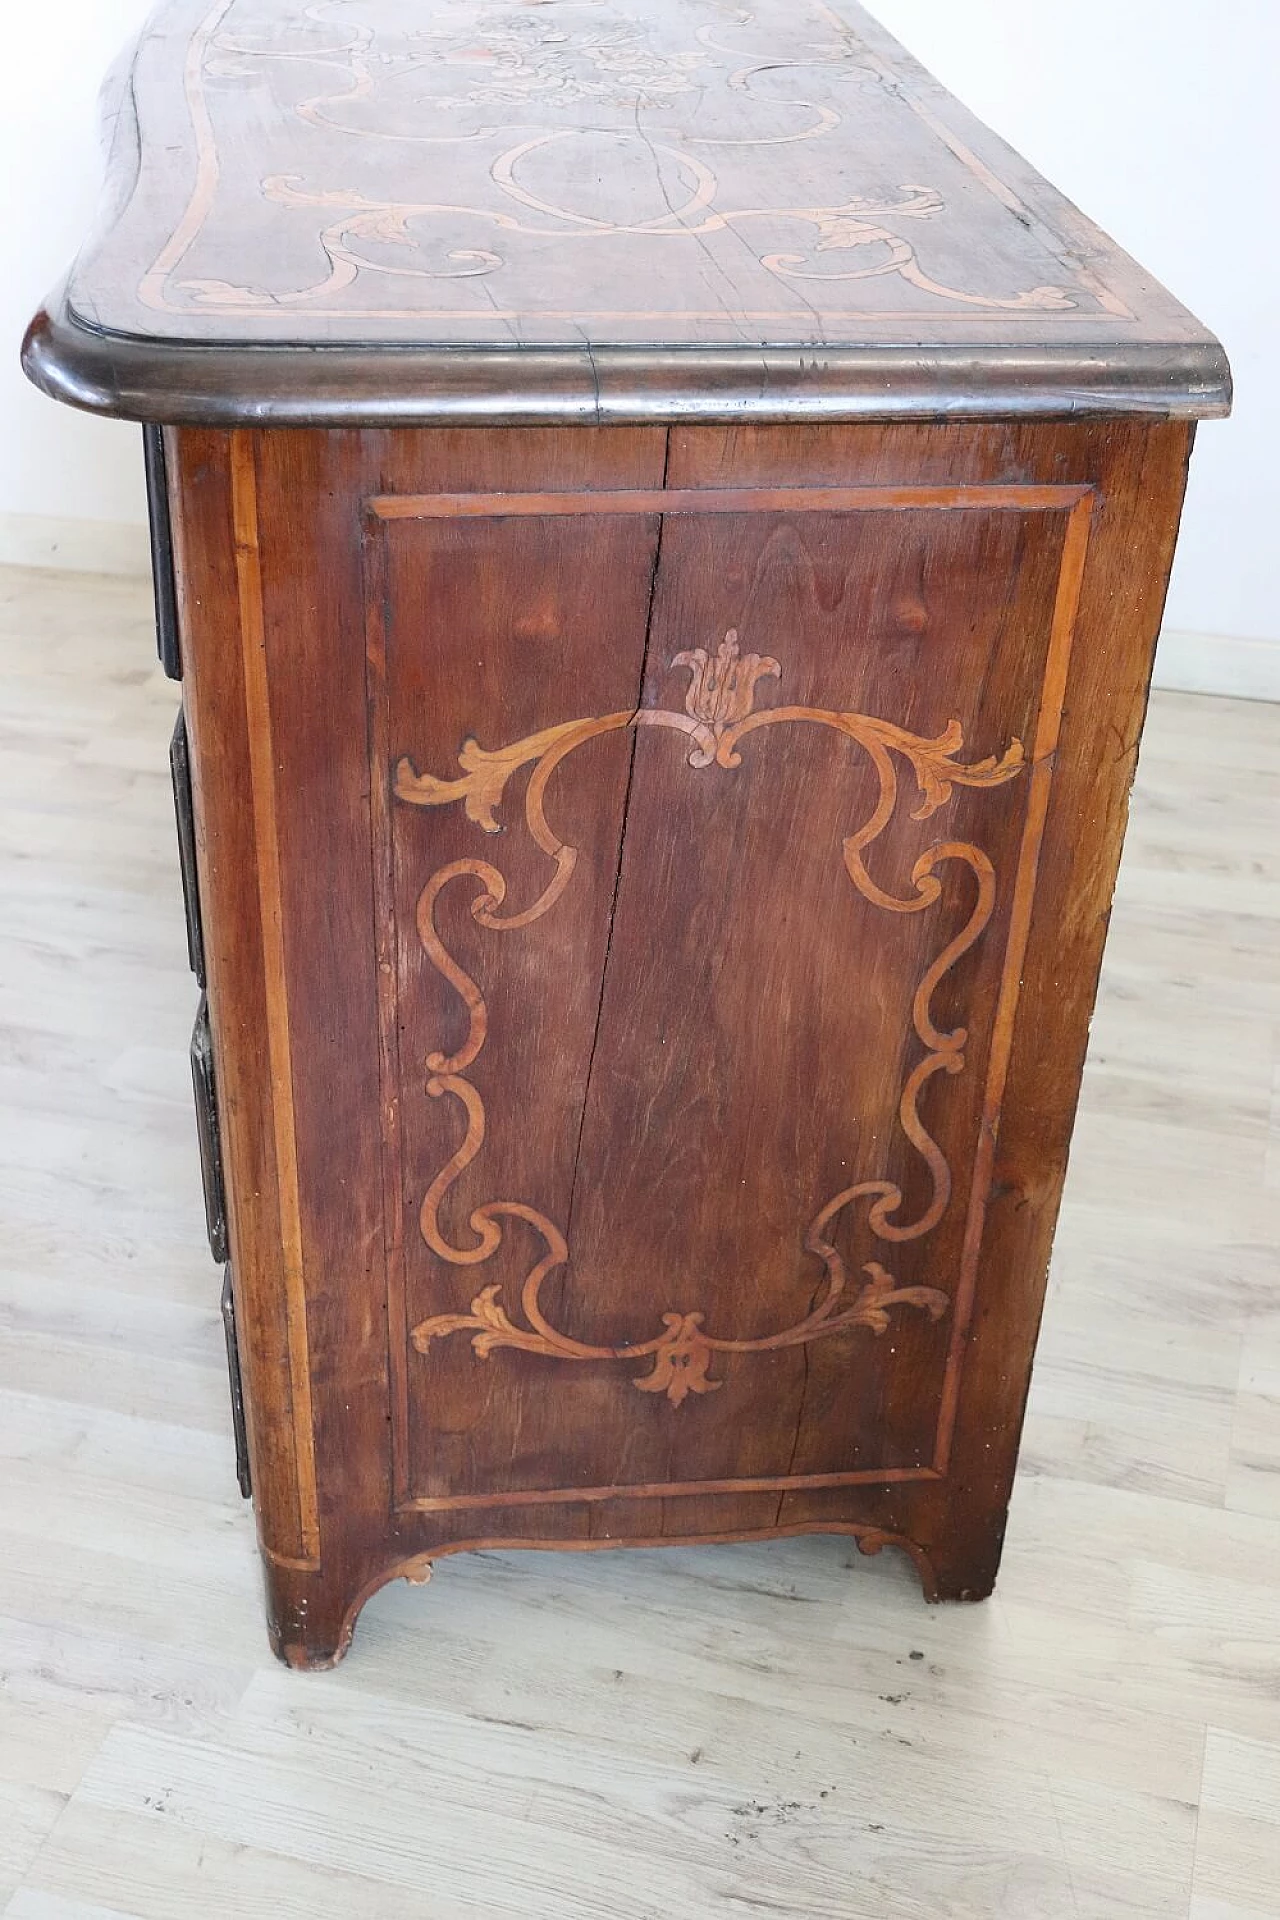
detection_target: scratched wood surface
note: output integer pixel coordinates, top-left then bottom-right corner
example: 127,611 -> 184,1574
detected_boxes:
1,562 -> 1277,1917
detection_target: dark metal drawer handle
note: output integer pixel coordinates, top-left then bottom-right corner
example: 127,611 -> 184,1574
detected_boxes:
169,709 -> 205,987
220,1267 -> 252,1500
144,424 -> 181,680
189,994 -> 228,1265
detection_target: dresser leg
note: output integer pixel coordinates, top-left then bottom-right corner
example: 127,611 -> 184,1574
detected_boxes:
918,1523 -> 1006,1605
260,1549 -> 438,1669
261,1559 -> 364,1671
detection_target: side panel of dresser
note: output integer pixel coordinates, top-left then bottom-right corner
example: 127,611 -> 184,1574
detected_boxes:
165,419 -> 1193,1666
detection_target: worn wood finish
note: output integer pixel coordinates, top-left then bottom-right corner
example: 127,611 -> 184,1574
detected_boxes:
158,415 -> 1194,1664
21,0 -> 1229,1668
22,0 -> 1229,424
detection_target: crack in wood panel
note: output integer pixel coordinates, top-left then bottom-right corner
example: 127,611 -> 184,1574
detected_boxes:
364,479 -> 1094,1515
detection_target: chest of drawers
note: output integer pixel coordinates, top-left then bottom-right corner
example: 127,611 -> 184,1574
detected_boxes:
24,0 -> 1229,1667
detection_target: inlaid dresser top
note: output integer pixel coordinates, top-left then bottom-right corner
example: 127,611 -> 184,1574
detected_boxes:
24,0 -> 1230,424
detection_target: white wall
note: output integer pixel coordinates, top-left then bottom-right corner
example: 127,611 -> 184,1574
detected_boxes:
3,1 -> 156,554
872,0 -> 1280,687
4,1 -> 1276,684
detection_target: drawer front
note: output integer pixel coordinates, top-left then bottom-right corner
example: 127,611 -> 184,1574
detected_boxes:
369,480 -> 1086,1511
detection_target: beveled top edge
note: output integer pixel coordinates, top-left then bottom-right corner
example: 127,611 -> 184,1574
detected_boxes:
22,295 -> 1233,426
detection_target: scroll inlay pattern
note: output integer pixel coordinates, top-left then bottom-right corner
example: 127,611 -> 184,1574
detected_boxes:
396,635 -> 1024,1405
117,0 -> 1131,332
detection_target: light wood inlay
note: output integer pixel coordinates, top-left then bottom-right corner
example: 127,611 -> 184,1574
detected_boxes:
407,1469 -> 942,1514
24,0 -> 1230,425
369,485 -> 1094,519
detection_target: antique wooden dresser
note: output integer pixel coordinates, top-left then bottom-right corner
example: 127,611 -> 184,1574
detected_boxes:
24,0 -> 1230,1667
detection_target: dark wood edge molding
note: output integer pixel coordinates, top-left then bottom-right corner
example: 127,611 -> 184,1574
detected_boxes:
23,297 -> 1232,429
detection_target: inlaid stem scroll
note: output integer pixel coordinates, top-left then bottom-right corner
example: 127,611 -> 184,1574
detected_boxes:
397,633 -> 1024,1405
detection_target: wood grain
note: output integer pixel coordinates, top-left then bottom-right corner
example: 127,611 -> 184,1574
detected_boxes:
366,438 -> 667,1514
370,486 -> 1094,518
373,481 -> 1075,1517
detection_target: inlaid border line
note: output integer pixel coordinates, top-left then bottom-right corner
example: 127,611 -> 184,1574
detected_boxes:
405,1468 -> 944,1514
365,479 -> 1093,1515
804,0 -> 1135,324
138,0 -> 237,312
932,489 -> 1095,1472
369,484 -> 1093,520
362,516 -> 414,1512
230,429 -> 321,1566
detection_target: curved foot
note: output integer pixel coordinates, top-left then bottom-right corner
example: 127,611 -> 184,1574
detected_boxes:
270,1618 -> 356,1672
847,1520 -> 1004,1603
917,1530 -> 1003,1604
264,1571 -> 358,1671
262,1552 -> 436,1670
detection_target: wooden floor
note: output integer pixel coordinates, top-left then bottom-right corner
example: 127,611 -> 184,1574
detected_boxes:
1,563 -> 1278,1919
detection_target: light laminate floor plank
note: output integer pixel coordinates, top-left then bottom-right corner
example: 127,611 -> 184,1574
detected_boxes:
0,567 -> 1277,1918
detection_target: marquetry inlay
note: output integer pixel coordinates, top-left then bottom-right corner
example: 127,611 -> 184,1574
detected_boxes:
395,634 -> 1023,1404
68,0 -> 1173,349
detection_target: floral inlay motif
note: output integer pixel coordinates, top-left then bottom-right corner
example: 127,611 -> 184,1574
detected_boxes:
414,15 -> 712,109
672,628 -> 780,764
